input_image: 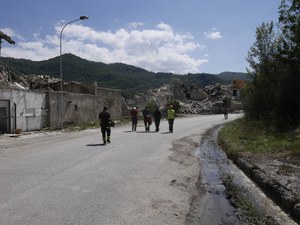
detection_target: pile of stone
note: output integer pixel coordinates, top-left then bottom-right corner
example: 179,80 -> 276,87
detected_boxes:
0,63 -> 61,90
26,74 -> 61,90
127,80 -> 243,114
0,64 -> 25,89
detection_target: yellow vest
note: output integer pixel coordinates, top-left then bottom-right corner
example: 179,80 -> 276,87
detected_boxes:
167,109 -> 175,119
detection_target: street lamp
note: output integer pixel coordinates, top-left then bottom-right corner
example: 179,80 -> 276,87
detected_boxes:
59,16 -> 88,129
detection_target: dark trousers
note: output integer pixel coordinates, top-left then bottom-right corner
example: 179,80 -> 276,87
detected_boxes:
144,118 -> 150,132
101,126 -> 111,142
168,119 -> 174,132
132,117 -> 137,131
224,112 -> 228,120
154,119 -> 160,132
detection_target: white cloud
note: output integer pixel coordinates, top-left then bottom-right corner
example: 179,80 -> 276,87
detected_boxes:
127,22 -> 144,29
157,23 -> 173,31
204,29 -> 222,40
1,23 -> 208,74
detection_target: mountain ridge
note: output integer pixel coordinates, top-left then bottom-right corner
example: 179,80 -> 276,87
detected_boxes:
1,54 -> 248,98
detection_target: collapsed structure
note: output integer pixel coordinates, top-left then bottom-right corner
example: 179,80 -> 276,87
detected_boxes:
126,78 -> 246,114
0,60 -> 246,134
0,63 -> 122,134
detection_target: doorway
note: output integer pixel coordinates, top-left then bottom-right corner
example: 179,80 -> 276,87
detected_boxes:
0,100 -> 10,134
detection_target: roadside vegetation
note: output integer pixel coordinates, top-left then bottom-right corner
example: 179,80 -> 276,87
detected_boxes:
220,0 -> 300,159
219,117 -> 300,158
243,0 -> 299,132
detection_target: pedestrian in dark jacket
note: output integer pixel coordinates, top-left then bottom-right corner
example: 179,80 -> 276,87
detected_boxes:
142,106 -> 151,132
130,107 -> 138,131
153,106 -> 162,132
98,106 -> 112,145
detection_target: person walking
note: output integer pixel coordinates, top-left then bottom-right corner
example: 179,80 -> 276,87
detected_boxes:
153,106 -> 162,132
167,104 -> 175,133
130,107 -> 138,131
142,106 -> 151,132
98,106 -> 112,145
224,108 -> 228,120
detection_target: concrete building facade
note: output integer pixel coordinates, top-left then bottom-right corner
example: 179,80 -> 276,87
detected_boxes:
0,86 -> 122,134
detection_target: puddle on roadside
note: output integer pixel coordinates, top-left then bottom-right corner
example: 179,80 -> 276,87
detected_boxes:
192,126 -> 243,225
186,125 -> 298,225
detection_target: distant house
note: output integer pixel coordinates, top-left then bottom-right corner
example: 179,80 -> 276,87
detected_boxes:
230,80 -> 247,99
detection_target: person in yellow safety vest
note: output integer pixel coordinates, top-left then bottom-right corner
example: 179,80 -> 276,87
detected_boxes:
167,104 -> 175,133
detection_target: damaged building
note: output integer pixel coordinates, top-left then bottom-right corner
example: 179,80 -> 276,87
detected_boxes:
126,78 -> 246,114
0,58 -> 246,134
0,63 -> 122,134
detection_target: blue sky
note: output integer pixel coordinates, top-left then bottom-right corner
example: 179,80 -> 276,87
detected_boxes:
1,0 -> 280,74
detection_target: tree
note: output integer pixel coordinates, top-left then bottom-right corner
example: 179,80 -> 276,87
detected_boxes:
146,101 -> 158,114
275,0 -> 300,130
278,0 -> 300,59
244,22 -> 280,122
244,0 -> 300,131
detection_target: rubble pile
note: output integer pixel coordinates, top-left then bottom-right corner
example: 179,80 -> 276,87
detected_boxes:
26,74 -> 61,90
0,64 -> 61,90
127,80 -> 244,114
1,62 -> 245,114
0,64 -> 21,89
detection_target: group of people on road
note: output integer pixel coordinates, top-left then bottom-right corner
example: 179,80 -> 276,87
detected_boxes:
98,105 -> 176,145
132,105 -> 176,133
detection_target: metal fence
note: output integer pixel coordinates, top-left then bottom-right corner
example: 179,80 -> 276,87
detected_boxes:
0,100 -> 10,134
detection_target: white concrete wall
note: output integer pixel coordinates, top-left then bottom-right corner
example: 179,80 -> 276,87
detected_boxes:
0,87 -> 122,132
0,88 -> 47,133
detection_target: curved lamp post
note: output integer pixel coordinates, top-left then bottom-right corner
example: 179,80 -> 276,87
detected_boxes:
59,16 -> 88,129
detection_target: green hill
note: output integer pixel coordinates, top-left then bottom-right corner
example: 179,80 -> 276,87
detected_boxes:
217,71 -> 251,82
1,54 -> 247,98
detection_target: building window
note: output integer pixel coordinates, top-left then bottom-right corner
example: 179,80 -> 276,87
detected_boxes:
232,90 -> 238,97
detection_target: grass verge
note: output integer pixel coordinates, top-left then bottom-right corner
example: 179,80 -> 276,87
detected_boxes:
218,117 -> 300,158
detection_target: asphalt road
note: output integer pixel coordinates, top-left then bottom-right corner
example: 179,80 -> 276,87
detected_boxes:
0,114 -> 241,225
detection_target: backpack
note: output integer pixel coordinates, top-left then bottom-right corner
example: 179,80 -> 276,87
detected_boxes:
109,120 -> 115,127
147,115 -> 152,125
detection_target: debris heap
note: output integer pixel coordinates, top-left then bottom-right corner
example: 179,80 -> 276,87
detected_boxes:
127,79 -> 245,114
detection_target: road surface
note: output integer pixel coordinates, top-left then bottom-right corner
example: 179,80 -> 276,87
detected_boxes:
0,114 -> 240,225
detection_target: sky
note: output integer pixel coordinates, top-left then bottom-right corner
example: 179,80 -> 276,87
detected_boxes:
1,0 -> 281,74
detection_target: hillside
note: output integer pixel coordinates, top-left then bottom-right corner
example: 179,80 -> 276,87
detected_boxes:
1,54 -> 248,98
217,71 -> 252,82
